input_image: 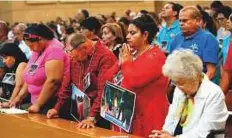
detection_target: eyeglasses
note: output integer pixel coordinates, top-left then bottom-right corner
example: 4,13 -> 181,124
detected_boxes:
171,79 -> 199,90
216,17 -> 226,22
65,40 -> 85,54
23,33 -> 41,42
65,47 -> 77,54
170,79 -> 190,88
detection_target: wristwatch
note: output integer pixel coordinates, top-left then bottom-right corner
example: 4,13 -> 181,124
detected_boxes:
87,116 -> 97,124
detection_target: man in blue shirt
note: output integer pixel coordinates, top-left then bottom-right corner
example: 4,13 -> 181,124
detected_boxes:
157,2 -> 183,53
170,6 -> 219,80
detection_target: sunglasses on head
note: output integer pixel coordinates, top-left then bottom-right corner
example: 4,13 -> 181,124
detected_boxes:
23,33 -> 41,42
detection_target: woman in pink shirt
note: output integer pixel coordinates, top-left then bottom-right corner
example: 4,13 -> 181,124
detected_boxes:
10,24 -> 70,114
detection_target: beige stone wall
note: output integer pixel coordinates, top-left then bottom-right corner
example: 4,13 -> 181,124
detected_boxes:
0,2 -> 13,23
1,1 -> 231,25
0,1 -> 155,24
155,1 -> 232,13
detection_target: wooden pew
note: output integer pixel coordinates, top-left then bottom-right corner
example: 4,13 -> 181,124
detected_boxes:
0,113 -> 142,138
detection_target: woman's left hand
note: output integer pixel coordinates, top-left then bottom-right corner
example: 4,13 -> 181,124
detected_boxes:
77,118 -> 95,129
119,43 -> 132,65
28,104 -> 41,113
149,130 -> 174,138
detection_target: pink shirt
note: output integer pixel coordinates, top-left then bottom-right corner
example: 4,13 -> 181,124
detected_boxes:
24,39 -> 70,104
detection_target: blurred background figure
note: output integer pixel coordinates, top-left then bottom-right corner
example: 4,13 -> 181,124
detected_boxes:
101,23 -> 125,58
0,43 -> 27,100
210,0 -> 224,17
74,9 -> 89,24
80,16 -> 102,41
156,2 -> 183,53
13,23 -> 32,60
216,6 -> 232,65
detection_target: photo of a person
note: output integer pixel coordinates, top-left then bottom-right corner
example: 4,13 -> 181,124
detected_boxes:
70,83 -> 90,121
101,82 -> 136,132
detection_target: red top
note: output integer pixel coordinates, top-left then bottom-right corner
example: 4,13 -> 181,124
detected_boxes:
224,43 -> 232,73
69,40 -> 117,117
105,46 -> 169,137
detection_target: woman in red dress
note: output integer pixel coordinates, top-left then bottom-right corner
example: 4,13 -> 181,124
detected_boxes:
105,14 -> 169,137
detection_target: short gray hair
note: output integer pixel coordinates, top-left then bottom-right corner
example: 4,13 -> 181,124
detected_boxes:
162,49 -> 203,81
69,33 -> 87,48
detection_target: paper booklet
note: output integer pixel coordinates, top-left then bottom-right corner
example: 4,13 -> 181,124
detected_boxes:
0,108 -> 28,114
70,83 -> 91,122
101,81 -> 136,133
0,97 -> 28,114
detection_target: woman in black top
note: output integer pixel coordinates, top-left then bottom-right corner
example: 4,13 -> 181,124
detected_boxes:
0,42 -> 27,99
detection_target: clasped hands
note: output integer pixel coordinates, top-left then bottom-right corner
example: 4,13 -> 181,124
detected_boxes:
119,43 -> 133,65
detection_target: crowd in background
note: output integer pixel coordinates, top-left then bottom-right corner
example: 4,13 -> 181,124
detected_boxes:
0,0 -> 232,138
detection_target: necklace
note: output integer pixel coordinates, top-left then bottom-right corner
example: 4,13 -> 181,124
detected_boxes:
133,45 -> 153,60
33,52 -> 42,64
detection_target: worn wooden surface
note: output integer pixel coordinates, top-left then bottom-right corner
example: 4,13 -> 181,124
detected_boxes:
0,113 -> 142,138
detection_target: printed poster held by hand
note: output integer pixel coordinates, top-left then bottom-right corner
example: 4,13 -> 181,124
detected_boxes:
101,81 -> 136,132
70,83 -> 91,122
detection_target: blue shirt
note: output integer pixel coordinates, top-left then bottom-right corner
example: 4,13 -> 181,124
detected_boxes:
170,29 -> 219,73
157,20 -> 181,53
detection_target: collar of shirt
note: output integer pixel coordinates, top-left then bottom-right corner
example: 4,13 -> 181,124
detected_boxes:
165,20 -> 180,30
184,28 -> 202,40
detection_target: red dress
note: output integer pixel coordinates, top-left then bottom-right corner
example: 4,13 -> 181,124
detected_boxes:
105,46 -> 169,137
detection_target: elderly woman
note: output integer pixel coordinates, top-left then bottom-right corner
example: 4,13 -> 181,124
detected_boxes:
149,50 -> 228,138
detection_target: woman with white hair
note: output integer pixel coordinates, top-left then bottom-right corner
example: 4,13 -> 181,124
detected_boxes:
149,49 -> 228,138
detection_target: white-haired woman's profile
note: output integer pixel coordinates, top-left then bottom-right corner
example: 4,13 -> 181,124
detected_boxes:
149,49 -> 228,138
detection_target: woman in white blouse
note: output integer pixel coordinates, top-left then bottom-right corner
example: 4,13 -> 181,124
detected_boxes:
149,49 -> 228,138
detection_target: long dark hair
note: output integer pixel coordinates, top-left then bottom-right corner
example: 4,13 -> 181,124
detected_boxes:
0,43 -> 27,69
